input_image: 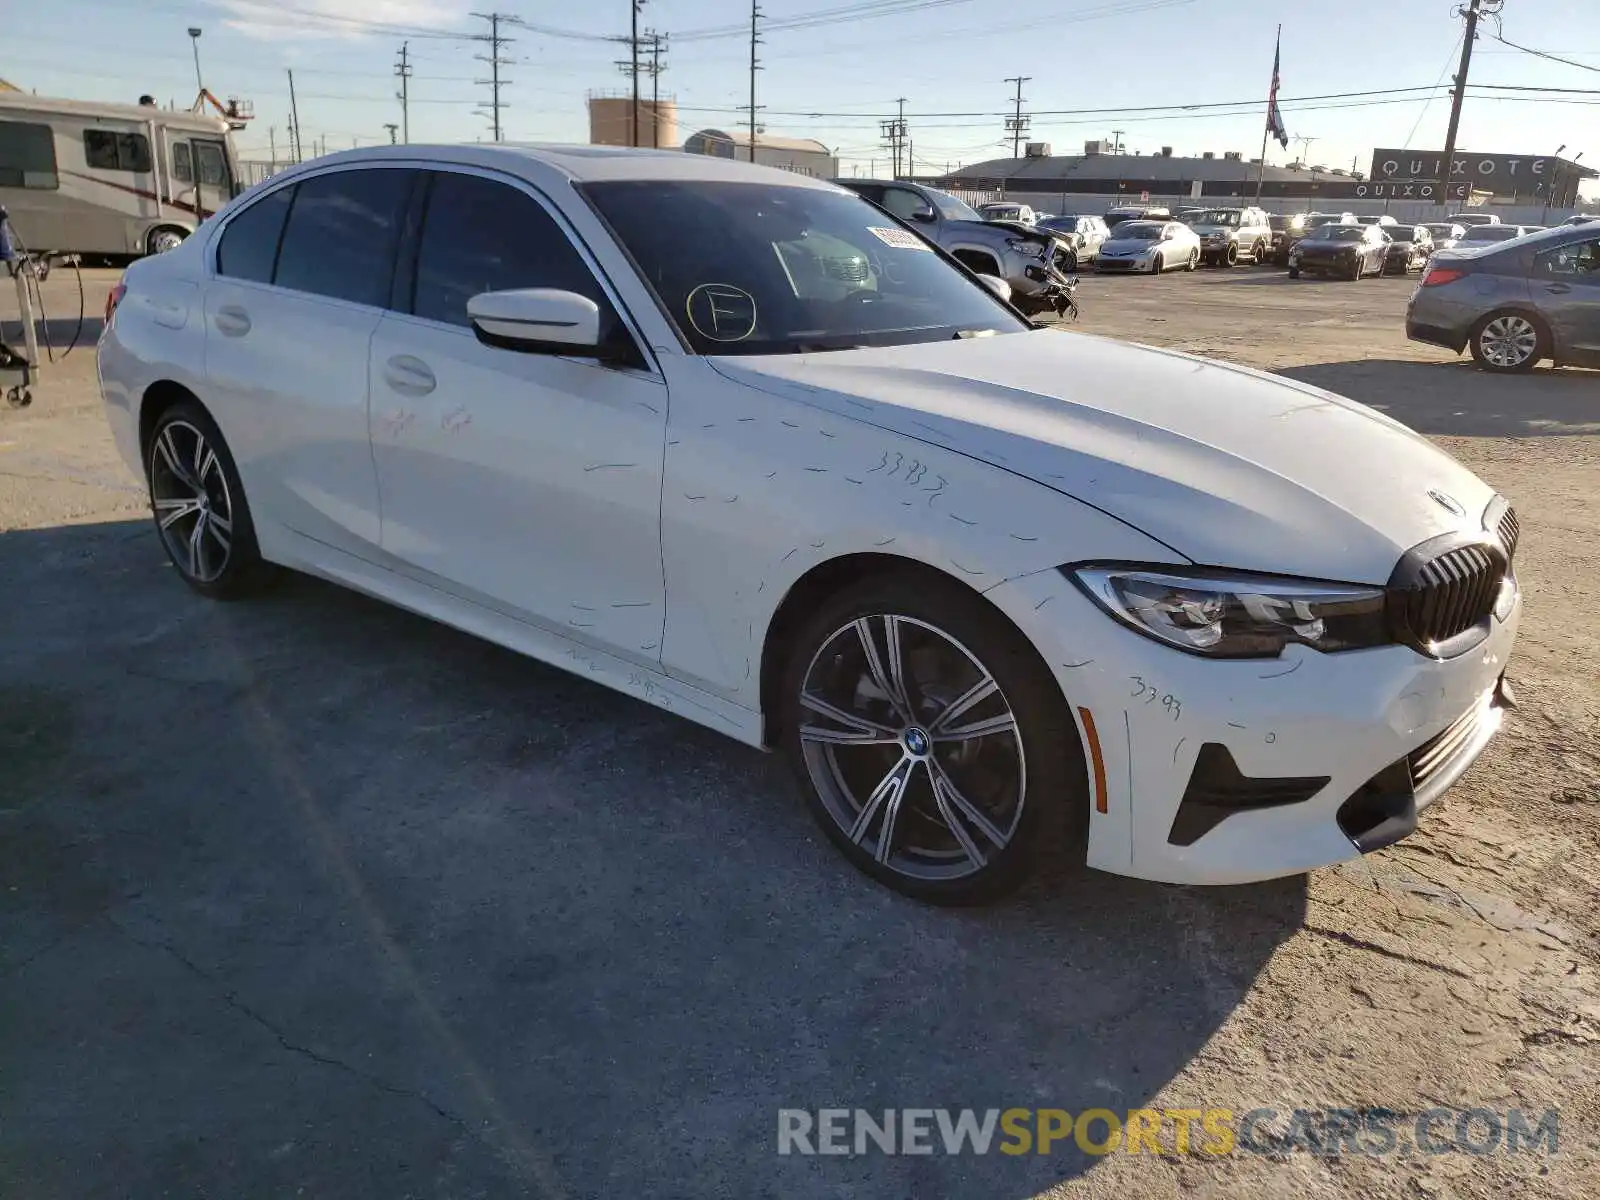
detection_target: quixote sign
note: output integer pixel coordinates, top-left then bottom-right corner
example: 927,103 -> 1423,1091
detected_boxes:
1369,149 -> 1557,195
1350,179 -> 1470,201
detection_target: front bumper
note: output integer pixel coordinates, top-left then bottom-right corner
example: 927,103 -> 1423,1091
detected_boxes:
984,571 -> 1520,885
1095,256 -> 1156,273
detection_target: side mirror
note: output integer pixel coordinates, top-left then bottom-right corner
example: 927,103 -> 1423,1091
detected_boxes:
910,204 -> 937,223
468,288 -> 607,355
976,273 -> 1012,303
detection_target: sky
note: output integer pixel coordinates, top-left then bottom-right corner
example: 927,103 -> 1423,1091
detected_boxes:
8,0 -> 1600,197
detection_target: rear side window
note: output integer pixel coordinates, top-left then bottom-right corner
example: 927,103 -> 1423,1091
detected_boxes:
0,120 -> 59,190
411,171 -> 600,327
84,130 -> 152,173
216,185 -> 294,284
274,168 -> 414,307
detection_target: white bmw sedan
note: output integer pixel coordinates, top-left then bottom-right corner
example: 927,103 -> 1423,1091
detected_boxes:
98,145 -> 1520,904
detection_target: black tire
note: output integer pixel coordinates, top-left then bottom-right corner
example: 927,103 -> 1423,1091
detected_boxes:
145,401 -> 277,599
779,572 -> 1086,905
1288,266 -> 1301,279
1221,242 -> 1238,268
1186,248 -> 1199,271
1468,310 -> 1548,374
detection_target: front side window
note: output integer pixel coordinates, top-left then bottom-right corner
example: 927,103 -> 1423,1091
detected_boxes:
1534,239 -> 1600,278
583,180 -> 1026,356
274,168 -> 413,307
194,140 -> 229,188
84,129 -> 153,173
0,120 -> 58,190
880,187 -> 930,221
925,188 -> 980,221
412,171 -> 602,327
215,185 -> 294,284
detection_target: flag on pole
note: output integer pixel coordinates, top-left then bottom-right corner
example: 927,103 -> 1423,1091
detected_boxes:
1266,29 -> 1289,150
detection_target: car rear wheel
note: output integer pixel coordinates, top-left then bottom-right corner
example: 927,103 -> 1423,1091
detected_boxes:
1287,265 -> 1301,279
780,573 -> 1085,905
1348,255 -> 1364,281
1469,311 -> 1547,374
146,226 -> 188,255
146,402 -> 276,598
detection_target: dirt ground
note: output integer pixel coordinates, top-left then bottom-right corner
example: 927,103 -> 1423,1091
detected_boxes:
1,266 -> 1596,1200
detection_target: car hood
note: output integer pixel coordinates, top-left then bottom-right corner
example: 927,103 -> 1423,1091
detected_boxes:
1099,238 -> 1158,253
1189,224 -> 1238,236
708,331 -> 1494,583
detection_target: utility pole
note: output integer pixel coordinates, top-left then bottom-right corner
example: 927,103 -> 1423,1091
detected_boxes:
384,123 -> 399,145
1110,129 -> 1125,154
646,32 -> 667,148
472,12 -> 515,142
286,69 -> 303,163
1291,135 -> 1317,166
746,1 -> 763,162
1004,75 -> 1031,159
394,42 -> 412,144
268,125 -> 277,168
630,1 -> 646,147
1438,0 -> 1483,209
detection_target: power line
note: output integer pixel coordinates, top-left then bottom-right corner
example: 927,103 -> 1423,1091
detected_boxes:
1489,30 -> 1600,74
880,98 -> 909,178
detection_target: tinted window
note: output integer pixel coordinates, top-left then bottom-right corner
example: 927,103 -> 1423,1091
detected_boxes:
274,168 -> 413,306
194,141 -> 229,188
0,120 -> 58,190
411,172 -> 600,327
216,185 -> 294,284
83,129 -> 152,173
1534,239 -> 1600,278
881,187 -> 930,221
172,141 -> 192,182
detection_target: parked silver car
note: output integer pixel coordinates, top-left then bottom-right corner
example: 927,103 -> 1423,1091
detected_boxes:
1421,222 -> 1467,251
1406,224 -> 1600,372
1093,220 -> 1201,273
1035,213 -> 1108,264
1184,205 -> 1273,267
833,179 -> 1075,314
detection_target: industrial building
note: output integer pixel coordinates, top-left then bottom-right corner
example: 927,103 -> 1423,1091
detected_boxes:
681,129 -> 837,178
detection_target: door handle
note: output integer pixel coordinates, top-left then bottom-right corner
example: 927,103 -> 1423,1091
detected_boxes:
382,354 -> 437,396
1544,283 -> 1572,294
213,305 -> 251,337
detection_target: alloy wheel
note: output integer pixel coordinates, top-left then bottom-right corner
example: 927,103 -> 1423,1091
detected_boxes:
797,614 -> 1026,883
149,229 -> 186,254
149,420 -> 234,583
1479,316 -> 1539,369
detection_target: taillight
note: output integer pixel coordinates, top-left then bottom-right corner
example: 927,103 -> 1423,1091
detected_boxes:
105,281 -> 127,324
1422,267 -> 1466,287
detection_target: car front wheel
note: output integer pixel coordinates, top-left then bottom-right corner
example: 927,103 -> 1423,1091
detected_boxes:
146,401 -> 276,598
780,573 -> 1084,904
1469,311 -> 1547,374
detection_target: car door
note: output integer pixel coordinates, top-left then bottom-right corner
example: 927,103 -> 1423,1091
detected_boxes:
204,165 -> 414,555
366,167 -> 668,654
1531,235 -> 1600,366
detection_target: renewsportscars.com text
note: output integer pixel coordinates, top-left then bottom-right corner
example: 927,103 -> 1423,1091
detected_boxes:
777,1107 -> 1560,1157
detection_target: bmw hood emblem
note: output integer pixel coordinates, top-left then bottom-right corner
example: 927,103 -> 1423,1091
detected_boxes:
1428,488 -> 1466,517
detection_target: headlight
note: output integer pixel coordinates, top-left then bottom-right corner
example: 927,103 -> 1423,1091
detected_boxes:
1069,566 -> 1390,658
1006,238 -> 1045,258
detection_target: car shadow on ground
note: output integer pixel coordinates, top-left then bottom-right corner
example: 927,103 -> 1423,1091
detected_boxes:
0,519 -> 1309,1198
1279,358 -> 1600,437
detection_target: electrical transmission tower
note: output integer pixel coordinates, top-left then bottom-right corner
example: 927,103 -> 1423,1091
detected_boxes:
1004,75 -> 1031,159
880,98 -> 908,179
471,12 -> 516,142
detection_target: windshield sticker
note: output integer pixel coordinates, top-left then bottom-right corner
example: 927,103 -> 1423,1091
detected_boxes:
867,226 -> 933,251
685,283 -> 759,343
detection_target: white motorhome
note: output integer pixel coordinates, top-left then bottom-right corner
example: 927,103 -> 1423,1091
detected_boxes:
0,93 -> 242,258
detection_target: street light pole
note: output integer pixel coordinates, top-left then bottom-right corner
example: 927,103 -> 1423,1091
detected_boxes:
187,27 -> 204,97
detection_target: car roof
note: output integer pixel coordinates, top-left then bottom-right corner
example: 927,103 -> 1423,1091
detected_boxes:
273,142 -> 841,190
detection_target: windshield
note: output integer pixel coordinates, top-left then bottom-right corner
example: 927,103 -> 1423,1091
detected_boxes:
1190,210 -> 1241,227
1105,210 -> 1161,228
1111,222 -> 1164,241
1461,226 -> 1521,241
981,205 -> 1022,220
925,188 -> 980,221
582,180 -> 1027,356
1423,223 -> 1461,238
1308,227 -> 1365,242
1041,215 -> 1081,231
1305,215 -> 1343,228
